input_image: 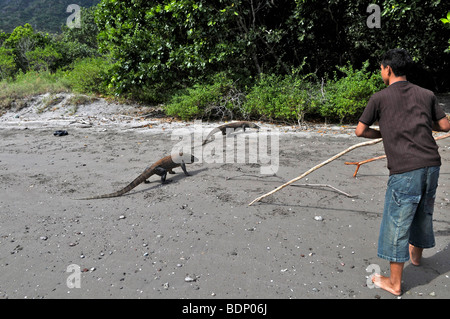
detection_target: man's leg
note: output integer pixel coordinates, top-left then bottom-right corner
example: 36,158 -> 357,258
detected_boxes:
372,262 -> 404,296
409,244 -> 423,266
375,169 -> 422,296
408,166 -> 439,265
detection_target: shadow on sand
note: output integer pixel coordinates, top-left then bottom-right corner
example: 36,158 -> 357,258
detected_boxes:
402,244 -> 450,293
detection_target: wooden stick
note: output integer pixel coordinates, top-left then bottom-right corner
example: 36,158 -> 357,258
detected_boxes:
248,138 -> 383,206
290,183 -> 356,198
345,132 -> 450,177
345,155 -> 386,177
226,174 -> 354,197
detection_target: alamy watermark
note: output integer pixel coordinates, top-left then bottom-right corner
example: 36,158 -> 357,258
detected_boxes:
366,263 -> 381,289
66,4 -> 81,29
66,264 -> 81,289
170,121 -> 279,175
367,4 -> 381,29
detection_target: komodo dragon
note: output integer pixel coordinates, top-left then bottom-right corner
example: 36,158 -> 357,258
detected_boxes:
78,152 -> 197,200
202,121 -> 260,145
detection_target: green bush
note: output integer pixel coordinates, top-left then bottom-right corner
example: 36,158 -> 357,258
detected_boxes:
320,61 -> 384,123
26,45 -> 62,72
164,65 -> 384,124
65,57 -> 110,94
164,74 -> 246,121
243,72 -> 322,124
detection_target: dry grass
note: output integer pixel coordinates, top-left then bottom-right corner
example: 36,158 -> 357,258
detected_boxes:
0,71 -> 70,112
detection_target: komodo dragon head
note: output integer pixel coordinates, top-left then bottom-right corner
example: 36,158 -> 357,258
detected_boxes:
172,151 -> 199,164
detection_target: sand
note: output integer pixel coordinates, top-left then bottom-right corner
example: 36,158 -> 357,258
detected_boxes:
0,93 -> 449,299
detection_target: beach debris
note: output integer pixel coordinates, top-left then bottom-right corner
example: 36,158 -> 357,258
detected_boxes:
314,216 -> 323,221
53,130 -> 69,137
290,184 -> 355,198
184,275 -> 196,282
11,245 -> 23,254
345,155 -> 386,177
249,138 -> 383,205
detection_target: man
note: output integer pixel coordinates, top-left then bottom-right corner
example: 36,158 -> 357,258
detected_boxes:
355,48 -> 450,296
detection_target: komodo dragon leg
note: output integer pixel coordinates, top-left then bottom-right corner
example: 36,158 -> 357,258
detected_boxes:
180,161 -> 190,176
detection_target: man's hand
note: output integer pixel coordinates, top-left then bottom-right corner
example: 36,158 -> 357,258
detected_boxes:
355,122 -> 382,139
432,116 -> 450,132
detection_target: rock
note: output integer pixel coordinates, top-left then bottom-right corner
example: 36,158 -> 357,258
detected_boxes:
185,276 -> 196,282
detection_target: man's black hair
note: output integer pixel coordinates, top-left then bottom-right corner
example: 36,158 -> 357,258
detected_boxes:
381,48 -> 413,77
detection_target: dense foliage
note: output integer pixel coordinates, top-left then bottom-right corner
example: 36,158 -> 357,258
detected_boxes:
95,0 -> 450,95
1,0 -> 449,123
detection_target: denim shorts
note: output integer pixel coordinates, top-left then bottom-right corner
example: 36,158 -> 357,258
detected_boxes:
377,166 -> 440,263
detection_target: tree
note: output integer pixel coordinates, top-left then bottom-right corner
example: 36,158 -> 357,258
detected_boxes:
95,0 -> 301,94
0,47 -> 15,79
2,24 -> 51,72
26,45 -> 62,72
57,6 -> 100,66
95,0 -> 450,96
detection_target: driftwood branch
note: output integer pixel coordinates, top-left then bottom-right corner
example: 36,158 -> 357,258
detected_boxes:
248,138 -> 383,206
226,174 -> 354,197
345,155 -> 386,177
345,132 -> 450,177
290,184 -> 356,198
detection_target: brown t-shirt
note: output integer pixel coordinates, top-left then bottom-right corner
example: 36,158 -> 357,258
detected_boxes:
359,81 -> 446,175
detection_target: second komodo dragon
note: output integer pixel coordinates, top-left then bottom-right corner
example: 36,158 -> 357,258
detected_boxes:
202,121 -> 260,145
78,152 -> 197,200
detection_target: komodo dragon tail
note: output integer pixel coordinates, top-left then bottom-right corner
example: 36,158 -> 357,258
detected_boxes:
76,152 -> 197,200
77,166 -> 157,200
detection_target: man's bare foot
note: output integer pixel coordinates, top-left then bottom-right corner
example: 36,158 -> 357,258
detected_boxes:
371,273 -> 402,296
409,244 -> 423,266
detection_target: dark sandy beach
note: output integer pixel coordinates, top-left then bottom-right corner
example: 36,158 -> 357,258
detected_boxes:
0,93 -> 449,299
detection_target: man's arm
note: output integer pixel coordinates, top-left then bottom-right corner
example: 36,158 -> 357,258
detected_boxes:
355,121 -> 382,139
432,116 -> 450,132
